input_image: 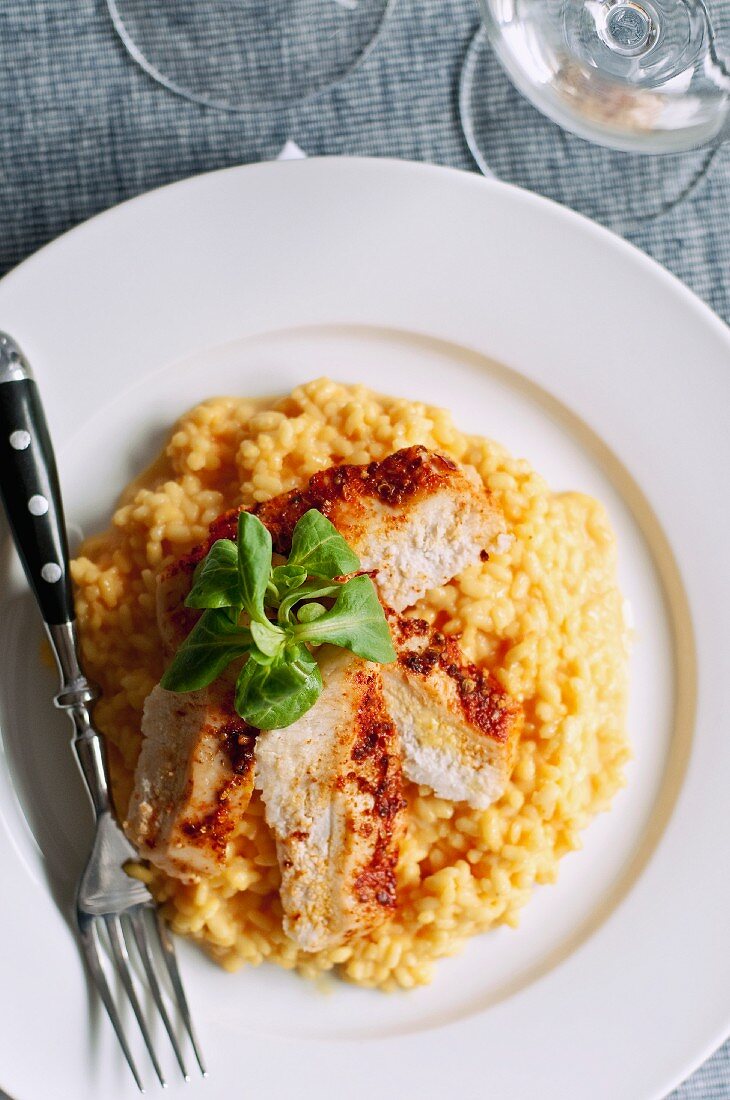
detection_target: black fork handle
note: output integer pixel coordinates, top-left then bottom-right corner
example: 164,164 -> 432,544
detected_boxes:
0,333 -> 74,625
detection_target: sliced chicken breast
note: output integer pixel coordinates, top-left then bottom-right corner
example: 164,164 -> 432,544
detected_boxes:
255,446 -> 506,612
155,447 -> 507,651
254,649 -> 406,953
144,445 -> 513,906
382,616 -> 522,810
126,683 -> 256,882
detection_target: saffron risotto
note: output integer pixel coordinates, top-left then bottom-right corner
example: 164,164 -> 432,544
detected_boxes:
71,379 -> 630,990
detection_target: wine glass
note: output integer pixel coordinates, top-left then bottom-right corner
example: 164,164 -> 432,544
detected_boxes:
106,0 -> 394,112
466,1 -> 730,153
460,1 -> 730,229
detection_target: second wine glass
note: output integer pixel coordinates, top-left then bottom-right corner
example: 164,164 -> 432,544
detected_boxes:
107,0 -> 394,111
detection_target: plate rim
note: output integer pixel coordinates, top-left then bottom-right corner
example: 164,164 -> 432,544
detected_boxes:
2,156 -> 729,345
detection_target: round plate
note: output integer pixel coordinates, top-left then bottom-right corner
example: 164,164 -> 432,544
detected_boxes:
0,159 -> 728,1100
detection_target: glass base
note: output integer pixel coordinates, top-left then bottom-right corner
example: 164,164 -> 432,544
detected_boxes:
477,1 -> 730,153
107,0 -> 393,112
460,28 -> 718,230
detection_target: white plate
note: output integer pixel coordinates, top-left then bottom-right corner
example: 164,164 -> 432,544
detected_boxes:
0,158 -> 728,1100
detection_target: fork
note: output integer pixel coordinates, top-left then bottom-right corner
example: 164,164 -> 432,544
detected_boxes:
0,333 -> 206,1090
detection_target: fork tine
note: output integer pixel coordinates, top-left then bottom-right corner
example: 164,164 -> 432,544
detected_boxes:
105,914 -> 167,1088
78,917 -> 145,1093
153,911 -> 207,1076
128,908 -> 190,1081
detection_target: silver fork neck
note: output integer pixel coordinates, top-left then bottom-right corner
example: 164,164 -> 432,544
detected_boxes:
45,620 -> 98,708
45,620 -> 111,818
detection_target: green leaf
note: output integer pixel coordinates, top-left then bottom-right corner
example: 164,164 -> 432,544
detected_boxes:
250,618 -> 287,658
292,574 -> 396,663
237,511 -> 272,624
271,564 -> 308,595
185,539 -> 242,610
287,509 -> 360,579
297,602 -> 326,624
161,609 -> 253,692
161,501 -> 390,730
235,644 -> 323,729
277,579 -> 342,625
245,647 -> 278,668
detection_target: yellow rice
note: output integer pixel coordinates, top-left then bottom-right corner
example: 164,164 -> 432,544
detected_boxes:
71,378 -> 630,990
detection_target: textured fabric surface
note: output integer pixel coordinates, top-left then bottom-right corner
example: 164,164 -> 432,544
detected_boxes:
105,0 -> 393,109
0,2 -> 728,1096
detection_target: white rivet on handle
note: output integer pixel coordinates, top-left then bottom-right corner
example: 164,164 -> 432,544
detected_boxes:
41,562 -> 62,583
9,430 -> 31,451
28,494 -> 49,516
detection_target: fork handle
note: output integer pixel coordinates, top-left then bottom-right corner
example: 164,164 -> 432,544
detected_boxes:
0,335 -> 109,814
0,333 -> 74,625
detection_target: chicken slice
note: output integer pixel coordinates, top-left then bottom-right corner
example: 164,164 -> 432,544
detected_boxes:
254,446 -> 507,612
381,616 -> 522,810
126,682 -> 256,882
254,649 -> 406,953
155,446 -> 507,650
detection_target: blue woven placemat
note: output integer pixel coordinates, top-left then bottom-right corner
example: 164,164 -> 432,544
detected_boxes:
0,2 -> 728,1097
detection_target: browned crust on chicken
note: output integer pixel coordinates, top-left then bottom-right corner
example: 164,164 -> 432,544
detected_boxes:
254,653 -> 406,951
175,716 -> 257,859
126,683 -> 257,882
253,446 -> 460,556
162,447 -> 482,568
344,669 -> 406,914
156,445 -> 504,651
388,614 -> 522,751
